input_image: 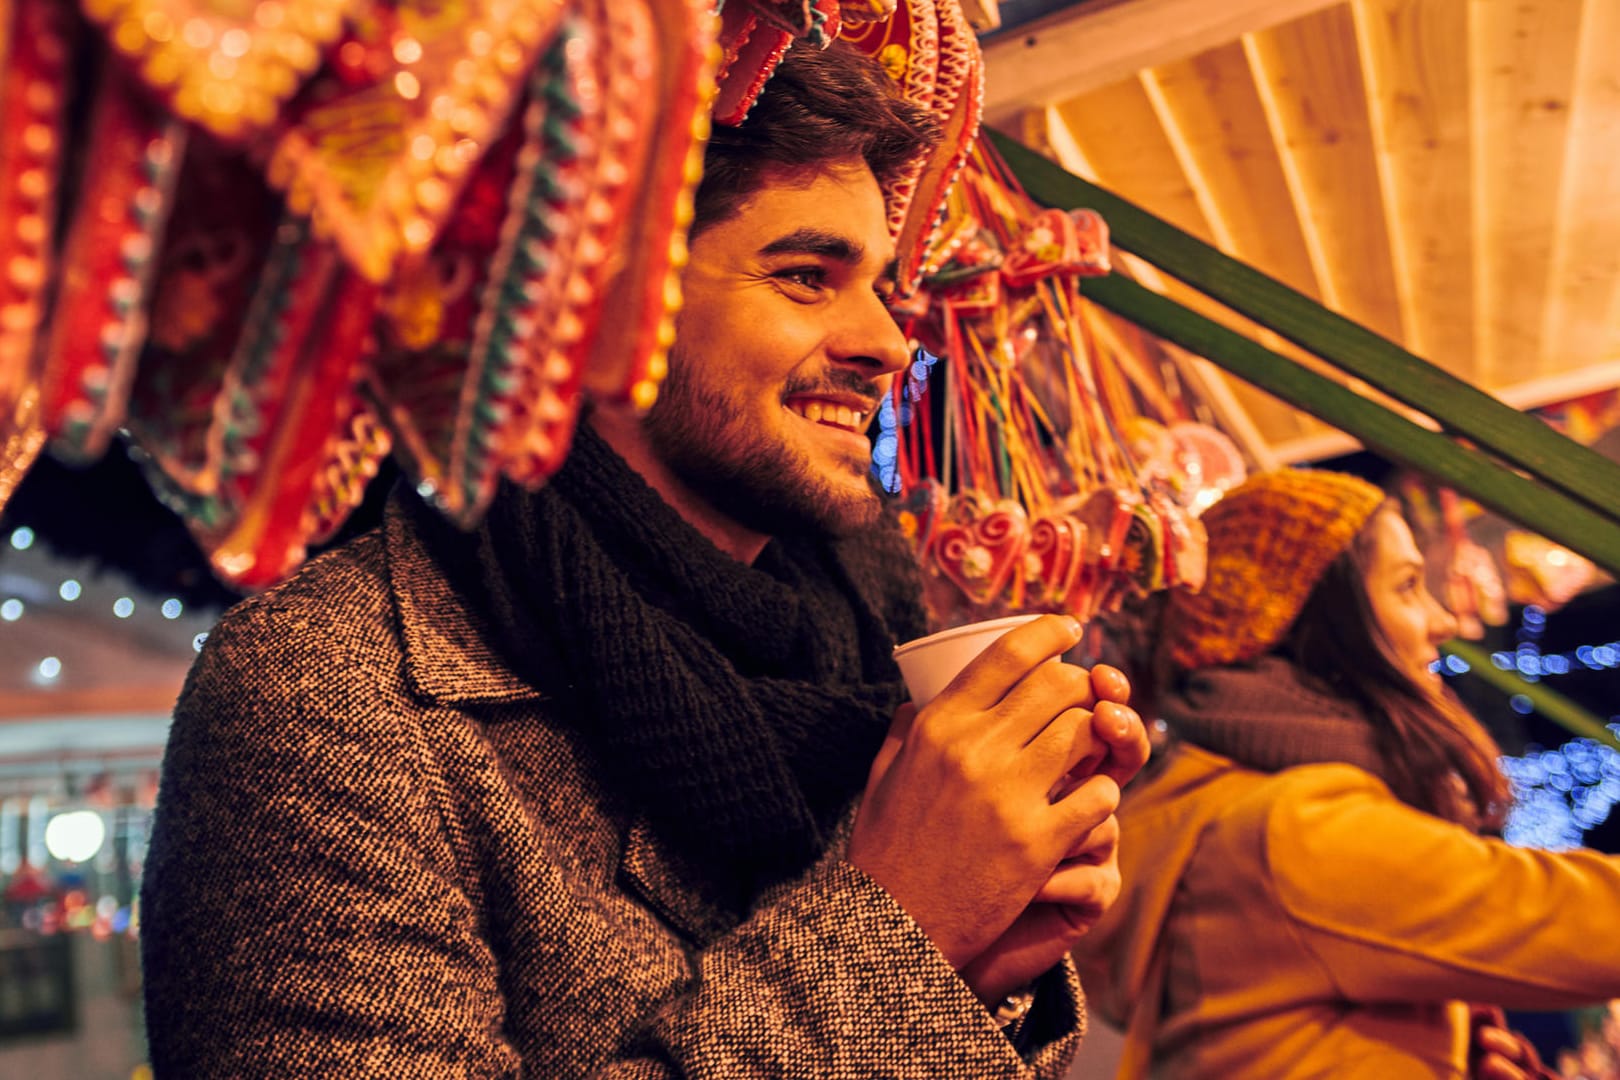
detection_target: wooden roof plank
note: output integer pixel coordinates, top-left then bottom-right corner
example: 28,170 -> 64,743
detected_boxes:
1351,0 -> 1475,373
1142,42 -> 1323,300
1543,0 -> 1620,380
1469,0 -> 1583,384
1048,75 -> 1216,244
1030,110 -> 1321,459
980,0 -> 1345,122
1028,105 -> 1317,454
1243,4 -> 1407,343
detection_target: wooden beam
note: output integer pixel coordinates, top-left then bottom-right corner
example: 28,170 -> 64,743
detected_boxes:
1142,43 -> 1321,299
1542,0 -> 1620,387
960,0 -> 1002,32
1350,0 -> 1475,375
1048,76 -> 1215,243
1243,5 -> 1406,343
1032,102 -> 1320,455
982,0 -> 1345,122
1469,0 -> 1582,384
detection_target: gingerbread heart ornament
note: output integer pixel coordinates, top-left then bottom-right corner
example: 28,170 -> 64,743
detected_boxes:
1025,513 -> 1085,606
933,499 -> 1029,606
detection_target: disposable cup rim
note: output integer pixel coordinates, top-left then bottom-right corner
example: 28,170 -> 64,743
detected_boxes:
891,614 -> 1044,660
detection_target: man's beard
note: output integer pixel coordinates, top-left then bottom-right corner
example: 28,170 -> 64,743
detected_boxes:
642,359 -> 884,539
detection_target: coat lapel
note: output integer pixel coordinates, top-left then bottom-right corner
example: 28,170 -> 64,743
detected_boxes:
383,499 -> 543,707
618,817 -> 739,945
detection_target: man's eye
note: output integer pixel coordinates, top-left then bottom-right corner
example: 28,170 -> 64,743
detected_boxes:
776,267 -> 826,290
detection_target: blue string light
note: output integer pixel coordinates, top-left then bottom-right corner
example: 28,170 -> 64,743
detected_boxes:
1442,605 -> 1620,849
873,347 -> 940,494
1501,731 -> 1620,850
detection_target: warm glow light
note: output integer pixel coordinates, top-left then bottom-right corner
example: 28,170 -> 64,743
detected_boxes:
44,811 -> 106,863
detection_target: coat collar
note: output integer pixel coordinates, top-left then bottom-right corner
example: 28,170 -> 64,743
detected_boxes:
383,497 -> 545,707
384,494 -> 738,939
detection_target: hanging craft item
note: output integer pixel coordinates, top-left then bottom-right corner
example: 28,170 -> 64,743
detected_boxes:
882,142 -> 1235,629
0,0 -> 983,588
37,67 -> 186,462
0,0 -> 76,503
1436,487 -> 1507,640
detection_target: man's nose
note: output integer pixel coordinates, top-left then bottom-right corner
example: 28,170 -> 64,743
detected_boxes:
829,290 -> 911,376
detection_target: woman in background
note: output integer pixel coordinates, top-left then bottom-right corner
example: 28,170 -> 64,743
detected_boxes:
1073,469 -> 1620,1078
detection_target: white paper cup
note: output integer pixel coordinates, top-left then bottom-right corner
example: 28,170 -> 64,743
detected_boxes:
892,614 -> 1043,707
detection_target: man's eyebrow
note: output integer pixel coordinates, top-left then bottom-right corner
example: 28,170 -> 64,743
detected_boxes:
758,228 -> 866,264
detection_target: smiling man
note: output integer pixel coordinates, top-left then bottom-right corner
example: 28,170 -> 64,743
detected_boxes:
141,41 -> 1148,1079
598,163 -> 905,559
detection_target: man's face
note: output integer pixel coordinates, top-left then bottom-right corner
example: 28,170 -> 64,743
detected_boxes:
644,160 -> 909,538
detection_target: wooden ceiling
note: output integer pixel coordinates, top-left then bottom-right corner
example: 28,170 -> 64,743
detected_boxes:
982,0 -> 1620,463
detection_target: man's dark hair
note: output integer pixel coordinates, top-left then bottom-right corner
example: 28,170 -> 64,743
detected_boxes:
692,41 -> 944,234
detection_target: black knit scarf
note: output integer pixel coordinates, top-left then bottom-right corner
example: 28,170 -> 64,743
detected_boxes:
1157,655 -> 1391,784
417,425 -> 920,905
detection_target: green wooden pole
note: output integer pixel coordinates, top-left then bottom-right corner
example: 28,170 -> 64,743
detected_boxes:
1443,639 -> 1620,753
1080,272 -> 1620,577
990,129 -> 1620,527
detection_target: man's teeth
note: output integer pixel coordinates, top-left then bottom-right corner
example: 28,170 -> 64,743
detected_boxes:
788,401 -> 865,429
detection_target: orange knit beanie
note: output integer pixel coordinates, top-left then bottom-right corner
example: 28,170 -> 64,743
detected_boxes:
1164,469 -> 1386,670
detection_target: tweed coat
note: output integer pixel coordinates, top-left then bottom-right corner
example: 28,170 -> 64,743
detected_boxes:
141,498 -> 1087,1078
1073,742 -> 1620,1078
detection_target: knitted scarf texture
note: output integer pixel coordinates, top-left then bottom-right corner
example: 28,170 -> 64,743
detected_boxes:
417,425 -> 921,905
1158,655 -> 1391,784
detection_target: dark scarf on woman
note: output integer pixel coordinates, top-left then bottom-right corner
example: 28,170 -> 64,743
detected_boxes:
1157,655 -> 1392,785
412,424 -> 924,907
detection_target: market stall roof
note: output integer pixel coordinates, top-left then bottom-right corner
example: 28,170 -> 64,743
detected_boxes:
982,0 -> 1620,462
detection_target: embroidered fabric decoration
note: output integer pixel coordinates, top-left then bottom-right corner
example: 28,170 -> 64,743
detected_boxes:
0,0 -> 980,588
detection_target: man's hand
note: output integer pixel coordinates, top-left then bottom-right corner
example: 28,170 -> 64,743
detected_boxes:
847,615 -> 1146,994
958,696 -> 1147,1004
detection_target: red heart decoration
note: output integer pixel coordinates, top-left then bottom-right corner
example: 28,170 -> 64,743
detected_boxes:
933,499 -> 1030,606
1025,513 -> 1084,605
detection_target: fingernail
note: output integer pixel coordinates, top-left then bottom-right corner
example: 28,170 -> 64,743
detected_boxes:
1065,616 -> 1083,638
1104,702 -> 1135,736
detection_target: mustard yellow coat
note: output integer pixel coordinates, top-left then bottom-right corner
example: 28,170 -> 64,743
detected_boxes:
1073,743 -> 1620,1078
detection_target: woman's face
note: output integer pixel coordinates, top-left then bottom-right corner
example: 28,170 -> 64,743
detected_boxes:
1361,509 -> 1458,686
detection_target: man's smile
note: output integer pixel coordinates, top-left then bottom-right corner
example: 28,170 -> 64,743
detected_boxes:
782,393 -> 875,435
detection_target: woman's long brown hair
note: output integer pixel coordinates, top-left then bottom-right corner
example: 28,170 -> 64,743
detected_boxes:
1280,504 -> 1510,828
